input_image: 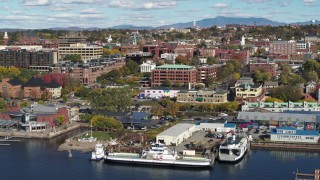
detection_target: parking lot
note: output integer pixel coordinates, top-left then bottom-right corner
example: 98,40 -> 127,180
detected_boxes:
170,131 -> 223,154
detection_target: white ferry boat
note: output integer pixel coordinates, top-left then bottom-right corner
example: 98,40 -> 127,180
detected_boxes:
91,143 -> 106,161
105,143 -> 214,168
218,135 -> 248,162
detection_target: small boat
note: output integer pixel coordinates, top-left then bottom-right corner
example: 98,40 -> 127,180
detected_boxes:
91,143 -> 106,161
105,143 -> 214,168
218,135 -> 248,162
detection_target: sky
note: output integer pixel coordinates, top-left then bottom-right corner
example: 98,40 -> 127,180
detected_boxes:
0,0 -> 318,29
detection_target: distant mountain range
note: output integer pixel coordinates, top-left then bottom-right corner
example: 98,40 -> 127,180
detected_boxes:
0,16 -> 319,32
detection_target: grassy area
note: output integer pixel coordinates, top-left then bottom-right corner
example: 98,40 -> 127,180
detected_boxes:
81,131 -> 112,141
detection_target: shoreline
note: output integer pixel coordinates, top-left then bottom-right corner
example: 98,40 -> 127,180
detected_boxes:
0,122 -> 87,139
251,141 -> 320,151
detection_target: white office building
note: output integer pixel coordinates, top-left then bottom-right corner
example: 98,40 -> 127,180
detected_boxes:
140,60 -> 156,73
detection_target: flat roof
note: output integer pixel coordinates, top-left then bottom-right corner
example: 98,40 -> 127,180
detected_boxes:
238,112 -> 319,123
157,123 -> 195,137
270,127 -> 319,136
155,64 -> 194,69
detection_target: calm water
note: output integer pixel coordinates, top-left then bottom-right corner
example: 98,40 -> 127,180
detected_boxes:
0,136 -> 319,180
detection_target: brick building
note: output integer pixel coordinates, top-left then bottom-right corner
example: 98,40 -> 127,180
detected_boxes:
199,48 -> 215,58
50,56 -> 125,85
269,40 -> 296,55
0,78 -> 23,98
0,49 -> 58,68
196,64 -> 221,83
151,64 -> 197,86
121,45 -> 140,54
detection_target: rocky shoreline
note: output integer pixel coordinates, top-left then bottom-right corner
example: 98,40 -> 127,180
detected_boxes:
58,139 -> 107,152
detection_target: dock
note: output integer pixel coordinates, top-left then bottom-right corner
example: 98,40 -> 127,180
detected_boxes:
0,123 -> 81,139
295,169 -> 320,180
251,142 -> 320,151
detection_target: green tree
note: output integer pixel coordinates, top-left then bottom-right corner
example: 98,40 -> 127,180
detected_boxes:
91,115 -> 123,129
125,60 -> 139,74
270,86 -> 303,102
162,80 -> 172,87
264,97 -> 283,102
19,101 -> 30,108
166,102 -> 180,116
303,60 -> 319,72
190,56 -> 201,66
207,56 -> 218,65
80,114 -> 92,123
88,87 -> 132,112
304,71 -> 319,83
0,98 -> 7,113
57,115 -> 64,125
151,104 -> 164,117
63,54 -> 82,63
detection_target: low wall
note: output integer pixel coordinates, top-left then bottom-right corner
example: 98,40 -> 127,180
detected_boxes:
251,142 -> 320,151
0,123 -> 82,139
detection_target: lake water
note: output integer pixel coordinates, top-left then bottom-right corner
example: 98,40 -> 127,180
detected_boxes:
0,135 -> 319,180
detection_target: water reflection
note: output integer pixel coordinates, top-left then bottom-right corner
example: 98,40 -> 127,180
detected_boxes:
214,151 -> 251,177
104,163 -> 213,180
269,150 -> 319,161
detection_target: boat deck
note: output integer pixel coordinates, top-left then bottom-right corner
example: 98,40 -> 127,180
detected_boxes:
106,153 -> 213,167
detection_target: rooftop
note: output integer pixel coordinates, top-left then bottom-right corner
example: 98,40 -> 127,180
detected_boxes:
271,127 -> 319,136
157,123 -> 195,137
155,64 -> 195,70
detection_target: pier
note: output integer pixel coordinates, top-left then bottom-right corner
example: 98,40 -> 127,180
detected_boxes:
251,142 -> 320,151
295,169 -> 320,180
0,123 -> 82,139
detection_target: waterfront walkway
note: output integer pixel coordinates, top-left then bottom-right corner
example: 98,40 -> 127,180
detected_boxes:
0,122 -> 84,139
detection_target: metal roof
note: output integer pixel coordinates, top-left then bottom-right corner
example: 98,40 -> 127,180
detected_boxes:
155,64 -> 194,69
270,127 -> 319,136
157,123 -> 195,137
0,120 -> 18,126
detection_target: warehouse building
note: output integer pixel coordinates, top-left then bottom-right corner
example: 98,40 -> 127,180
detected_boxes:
270,127 -> 319,143
156,124 -> 197,145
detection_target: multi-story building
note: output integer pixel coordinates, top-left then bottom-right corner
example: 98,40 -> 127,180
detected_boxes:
58,32 -> 87,47
151,64 -> 197,87
249,62 -> 277,76
196,64 -> 221,83
241,101 -> 320,112
199,48 -> 215,58
235,83 -> 264,102
0,78 -> 23,98
58,43 -> 102,62
0,49 -> 58,68
50,55 -> 125,85
140,60 -> 156,73
177,90 -> 228,103
160,53 -> 184,63
270,127 -> 319,143
23,77 -> 62,99
269,40 -> 297,55
120,45 -> 140,54
235,77 -> 254,87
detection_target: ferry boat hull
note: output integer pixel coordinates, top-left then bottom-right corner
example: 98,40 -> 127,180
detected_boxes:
218,136 -> 248,163
105,153 -> 214,168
